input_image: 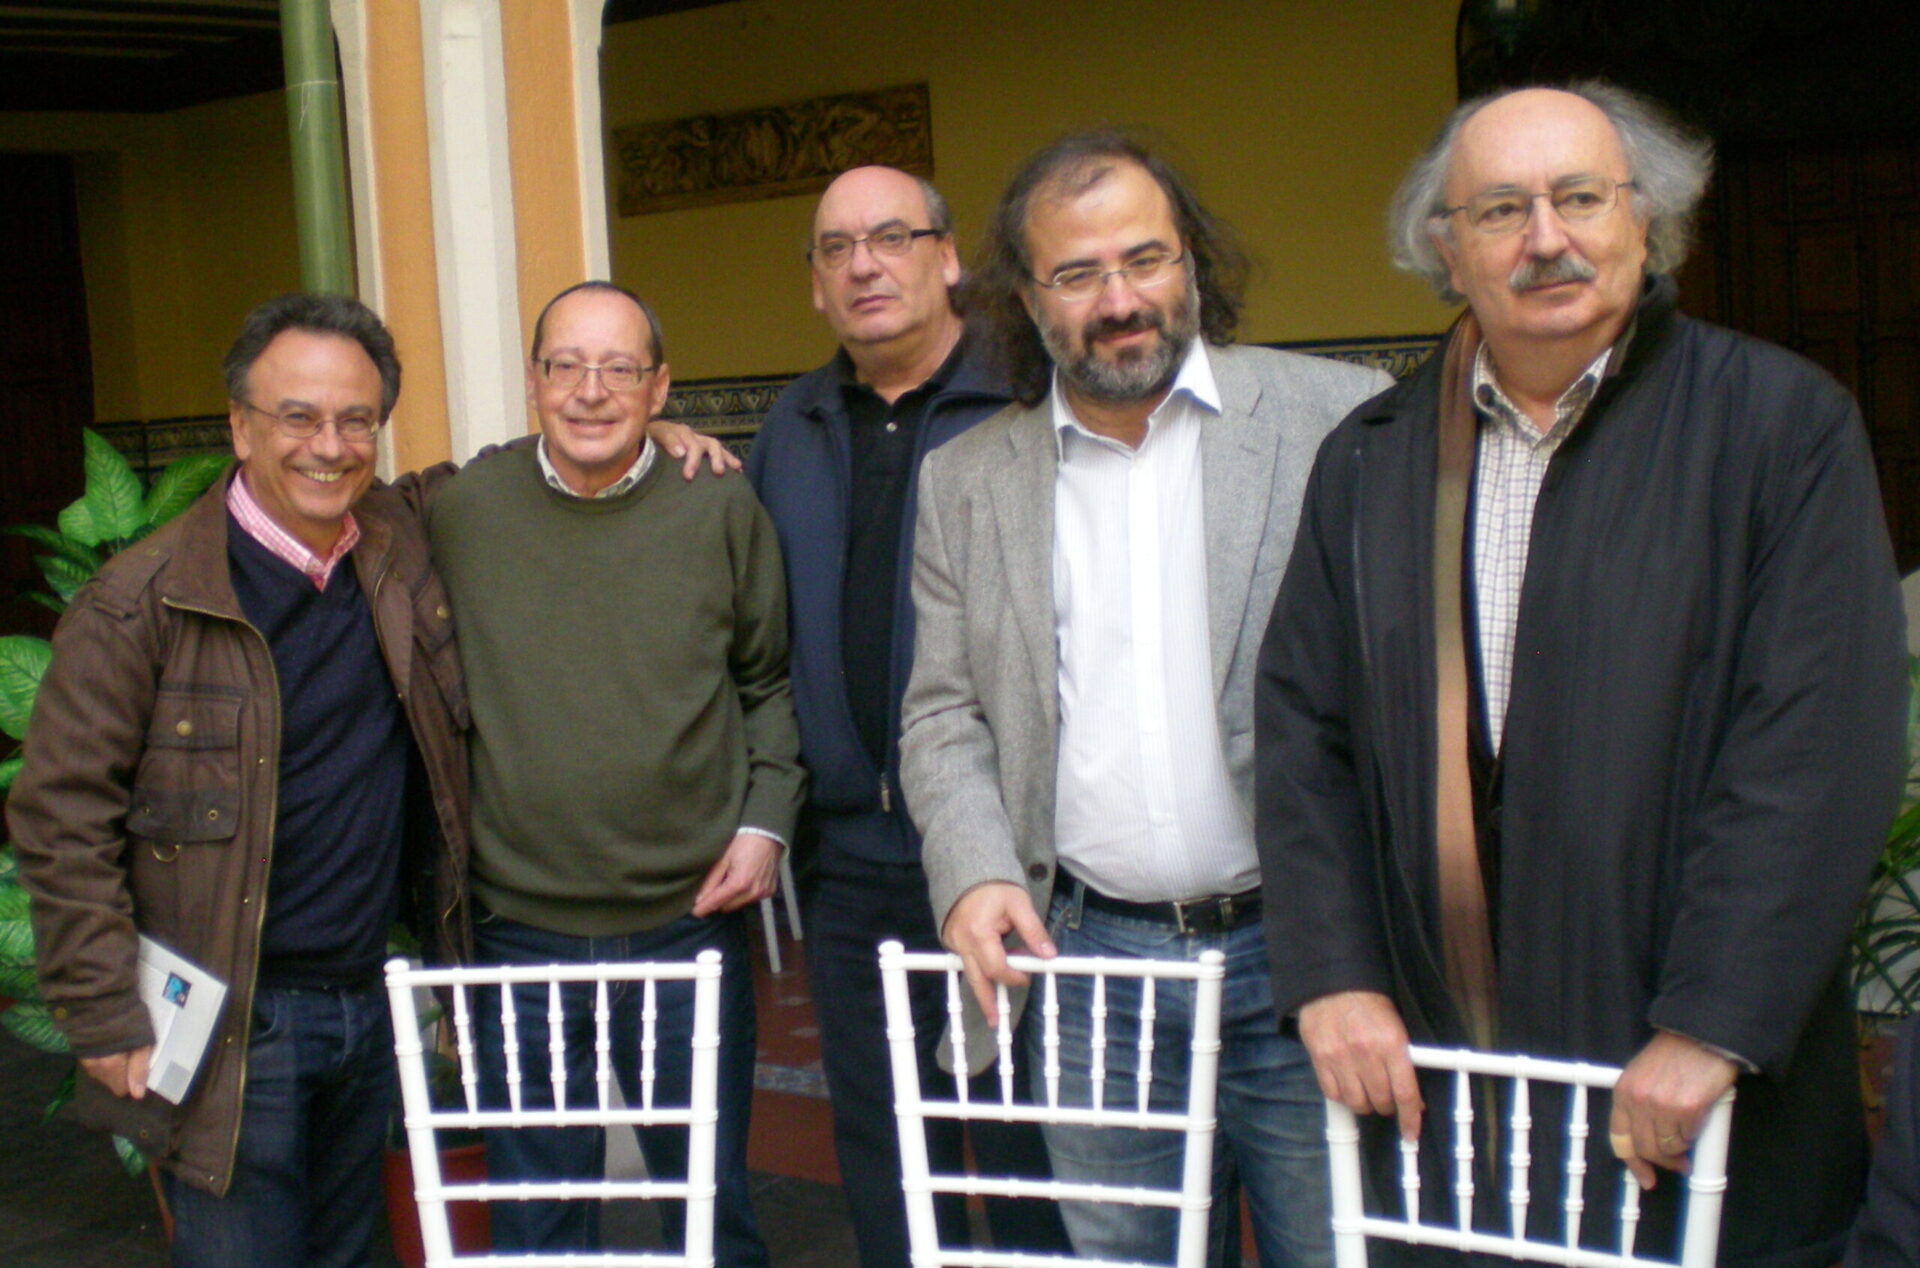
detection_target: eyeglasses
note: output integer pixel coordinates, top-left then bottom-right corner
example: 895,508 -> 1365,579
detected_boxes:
808,226 -> 943,269
1438,177 -> 1638,236
536,357 -> 657,393
237,400 -> 383,441
1032,250 -> 1186,302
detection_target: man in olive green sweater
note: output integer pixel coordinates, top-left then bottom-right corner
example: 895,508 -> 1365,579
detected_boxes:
427,281 -> 803,1265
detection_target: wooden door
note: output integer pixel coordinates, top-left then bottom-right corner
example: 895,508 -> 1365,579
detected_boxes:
1677,136 -> 1920,572
0,153 -> 93,635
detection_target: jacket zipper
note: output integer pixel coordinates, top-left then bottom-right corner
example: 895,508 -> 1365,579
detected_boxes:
374,566 -> 464,951
162,596 -> 279,1193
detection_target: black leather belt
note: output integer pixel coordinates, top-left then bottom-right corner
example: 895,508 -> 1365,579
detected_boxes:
1059,871 -> 1262,935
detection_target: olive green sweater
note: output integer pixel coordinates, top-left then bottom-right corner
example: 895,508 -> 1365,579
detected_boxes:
428,445 -> 803,935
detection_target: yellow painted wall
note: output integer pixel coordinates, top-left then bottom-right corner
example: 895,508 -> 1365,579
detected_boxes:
0,90 -> 300,423
602,0 -> 1462,381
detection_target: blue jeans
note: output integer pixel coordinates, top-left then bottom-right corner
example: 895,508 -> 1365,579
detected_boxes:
163,983 -> 394,1268
471,908 -> 768,1267
804,854 -> 1070,1267
1037,884 -> 1333,1268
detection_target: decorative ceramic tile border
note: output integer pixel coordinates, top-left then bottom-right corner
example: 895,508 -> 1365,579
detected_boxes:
92,335 -> 1442,474
94,415 -> 231,479
667,333 -> 1443,451
1275,333 -> 1441,381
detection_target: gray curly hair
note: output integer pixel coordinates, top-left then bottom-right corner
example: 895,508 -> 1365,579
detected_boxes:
1387,80 -> 1714,304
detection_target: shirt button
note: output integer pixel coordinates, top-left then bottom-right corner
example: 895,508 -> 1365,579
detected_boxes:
1027,863 -> 1049,881
207,808 -> 219,821
885,421 -> 898,433
435,605 -> 450,620
175,720 -> 193,737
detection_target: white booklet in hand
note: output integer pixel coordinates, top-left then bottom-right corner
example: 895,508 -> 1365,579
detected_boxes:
136,934 -> 228,1104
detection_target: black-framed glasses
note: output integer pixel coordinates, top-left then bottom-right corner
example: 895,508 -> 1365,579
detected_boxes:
1033,250 -> 1186,302
237,400 -> 383,441
808,226 -> 943,269
536,357 -> 657,393
1438,177 -> 1638,236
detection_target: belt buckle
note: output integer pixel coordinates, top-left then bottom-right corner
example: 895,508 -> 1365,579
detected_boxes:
1172,894 -> 1232,936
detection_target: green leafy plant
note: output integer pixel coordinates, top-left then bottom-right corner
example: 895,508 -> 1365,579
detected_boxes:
1854,654 -> 1920,1016
0,429 -> 229,1174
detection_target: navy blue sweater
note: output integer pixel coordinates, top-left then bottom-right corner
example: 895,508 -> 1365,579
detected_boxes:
746,339 -> 1012,866
228,519 -> 407,985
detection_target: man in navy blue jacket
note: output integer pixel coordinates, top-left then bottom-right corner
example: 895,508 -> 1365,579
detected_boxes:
746,165 -> 1067,1268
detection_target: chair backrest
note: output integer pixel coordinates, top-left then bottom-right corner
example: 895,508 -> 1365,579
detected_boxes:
1325,1044 -> 1736,1268
383,952 -> 725,1268
877,940 -> 1225,1268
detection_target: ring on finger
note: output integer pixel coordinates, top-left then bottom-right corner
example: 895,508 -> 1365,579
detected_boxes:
1657,1132 -> 1684,1150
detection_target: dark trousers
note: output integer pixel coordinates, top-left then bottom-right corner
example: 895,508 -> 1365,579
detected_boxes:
803,854 -> 1070,1268
471,908 -> 768,1267
163,983 -> 394,1268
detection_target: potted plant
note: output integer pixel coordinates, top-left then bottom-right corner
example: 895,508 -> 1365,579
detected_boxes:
1852,652 -> 1920,1128
0,431 -> 230,1220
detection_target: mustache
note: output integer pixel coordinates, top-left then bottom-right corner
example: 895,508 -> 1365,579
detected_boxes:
1509,254 -> 1597,290
1082,310 -> 1166,343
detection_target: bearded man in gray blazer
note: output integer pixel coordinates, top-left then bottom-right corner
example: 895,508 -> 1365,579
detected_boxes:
898,131 -> 1392,1268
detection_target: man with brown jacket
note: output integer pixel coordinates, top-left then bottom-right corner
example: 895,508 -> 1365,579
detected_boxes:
8,293 -> 470,1268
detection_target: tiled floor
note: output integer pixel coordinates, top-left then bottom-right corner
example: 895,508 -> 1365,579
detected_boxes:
0,918 -> 859,1267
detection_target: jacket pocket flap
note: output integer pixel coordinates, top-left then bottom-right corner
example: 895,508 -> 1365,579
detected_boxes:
128,790 -> 239,843
145,691 -> 242,750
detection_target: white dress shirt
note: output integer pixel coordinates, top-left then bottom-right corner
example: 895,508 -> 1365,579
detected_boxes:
1050,340 -> 1257,902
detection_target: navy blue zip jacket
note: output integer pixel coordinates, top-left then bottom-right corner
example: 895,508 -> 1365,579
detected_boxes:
746,339 -> 1013,866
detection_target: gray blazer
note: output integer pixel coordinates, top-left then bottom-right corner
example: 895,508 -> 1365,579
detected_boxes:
900,342 -> 1392,959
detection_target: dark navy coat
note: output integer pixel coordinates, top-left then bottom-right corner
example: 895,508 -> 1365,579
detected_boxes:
1256,277 -> 1907,1265
746,341 -> 1012,865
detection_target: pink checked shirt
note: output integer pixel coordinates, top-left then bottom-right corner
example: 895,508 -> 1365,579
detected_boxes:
226,473 -> 361,591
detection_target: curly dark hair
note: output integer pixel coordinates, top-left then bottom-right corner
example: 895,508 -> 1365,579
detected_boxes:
962,129 -> 1249,406
223,292 -> 401,420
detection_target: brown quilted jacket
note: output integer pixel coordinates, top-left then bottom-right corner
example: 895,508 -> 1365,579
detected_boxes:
6,469 -> 471,1195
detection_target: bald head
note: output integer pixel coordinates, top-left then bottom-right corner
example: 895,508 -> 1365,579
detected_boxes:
1443,89 -> 1630,209
813,167 -> 949,242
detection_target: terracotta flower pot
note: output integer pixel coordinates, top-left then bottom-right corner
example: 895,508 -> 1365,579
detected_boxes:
383,1142 -> 491,1267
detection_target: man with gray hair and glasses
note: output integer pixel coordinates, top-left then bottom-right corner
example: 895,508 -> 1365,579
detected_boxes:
1256,81 -> 1905,1264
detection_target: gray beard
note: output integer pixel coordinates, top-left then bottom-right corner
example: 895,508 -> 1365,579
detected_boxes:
1042,275 -> 1201,405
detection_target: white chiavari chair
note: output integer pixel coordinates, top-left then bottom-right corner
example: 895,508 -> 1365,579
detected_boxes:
384,952 -> 725,1268
1325,1044 -> 1735,1268
879,940 -> 1225,1268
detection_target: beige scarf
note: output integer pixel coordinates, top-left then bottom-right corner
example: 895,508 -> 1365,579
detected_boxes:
1432,311 -> 1499,1051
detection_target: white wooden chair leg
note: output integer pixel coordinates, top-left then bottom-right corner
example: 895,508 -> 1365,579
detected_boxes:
758,894 -> 783,974
779,851 -> 802,940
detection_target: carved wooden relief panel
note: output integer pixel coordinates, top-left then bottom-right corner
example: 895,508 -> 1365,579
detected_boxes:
613,83 -> 933,216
